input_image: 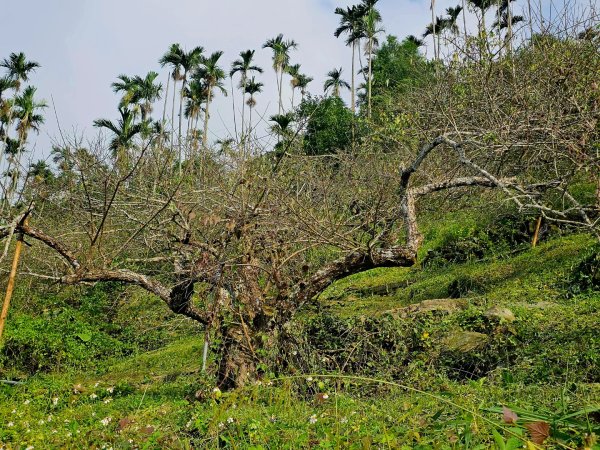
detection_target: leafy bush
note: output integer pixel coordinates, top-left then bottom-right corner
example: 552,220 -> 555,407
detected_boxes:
423,214 -> 537,267
567,244 -> 600,295
0,308 -> 133,374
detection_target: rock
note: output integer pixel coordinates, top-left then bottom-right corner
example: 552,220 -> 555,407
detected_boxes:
388,298 -> 468,319
442,331 -> 489,353
484,306 -> 515,322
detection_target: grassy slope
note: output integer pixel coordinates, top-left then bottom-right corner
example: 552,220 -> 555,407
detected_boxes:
0,234 -> 598,449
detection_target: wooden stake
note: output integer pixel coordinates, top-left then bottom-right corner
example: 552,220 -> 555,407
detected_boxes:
532,216 -> 542,248
0,217 -> 28,342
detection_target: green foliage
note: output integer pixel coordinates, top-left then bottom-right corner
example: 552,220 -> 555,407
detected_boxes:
0,308 -> 132,374
567,244 -> 600,296
297,95 -> 356,155
422,214 -> 543,267
365,35 -> 432,112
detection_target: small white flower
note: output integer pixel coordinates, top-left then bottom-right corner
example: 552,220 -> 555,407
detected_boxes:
7,422 -> 14,427
185,420 -> 192,428
308,414 -> 317,424
267,381 -> 273,386
306,377 -> 313,382
106,387 -> 114,394
94,382 -> 99,388
11,409 -> 16,414
218,422 -> 225,429
38,420 -> 45,425
67,432 -> 72,437
52,397 -> 59,406
25,446 -> 34,450
100,416 -> 112,426
340,417 -> 348,424
90,393 -> 98,400
292,350 -> 298,356
52,430 -> 57,434
91,412 -> 96,417
128,440 -> 133,444
227,417 -> 234,424
103,398 -> 112,404
322,393 -> 329,399
23,399 -> 30,405
212,387 -> 220,393
47,415 -> 52,422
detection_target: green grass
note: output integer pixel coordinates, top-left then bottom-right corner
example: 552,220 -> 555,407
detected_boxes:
319,233 -> 595,317
0,233 -> 598,448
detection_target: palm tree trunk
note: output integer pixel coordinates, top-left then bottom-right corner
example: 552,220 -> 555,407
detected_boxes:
527,0 -> 534,45
367,38 -> 373,119
431,0 -> 438,61
178,76 -> 187,166
160,74 -> 170,148
507,1 -> 514,56
248,103 -> 253,139
231,77 -> 238,140
241,76 -> 247,143
462,0 -> 468,43
203,87 -> 213,149
278,68 -> 284,114
351,42 -> 356,114
171,76 -> 177,154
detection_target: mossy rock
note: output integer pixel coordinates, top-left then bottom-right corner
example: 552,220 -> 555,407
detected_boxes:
484,306 -> 515,322
387,298 -> 468,319
441,331 -> 489,353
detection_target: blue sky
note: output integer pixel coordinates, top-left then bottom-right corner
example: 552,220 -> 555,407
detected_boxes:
0,0 -> 565,162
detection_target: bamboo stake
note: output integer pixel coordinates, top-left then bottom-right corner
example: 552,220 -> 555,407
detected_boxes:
532,216 -> 542,247
0,217 -> 28,342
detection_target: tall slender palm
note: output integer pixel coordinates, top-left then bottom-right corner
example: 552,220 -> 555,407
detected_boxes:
230,50 -> 263,138
423,17 -> 447,61
494,0 -> 522,55
446,6 -> 463,35
14,86 -> 47,147
178,47 -> 204,150
334,5 -> 365,113
159,44 -> 184,151
360,0 -> 383,118
324,68 -> 350,97
0,53 -> 40,175
0,53 -> 40,92
5,86 -> 46,205
296,74 -> 313,102
197,51 -> 227,149
111,72 -> 162,121
468,0 -> 495,46
183,79 -> 205,140
129,72 -> 162,121
94,108 -> 145,169
269,112 -> 294,153
0,77 -> 16,141
429,0 -> 438,60
263,34 -> 298,114
244,78 -> 263,136
286,63 -> 302,107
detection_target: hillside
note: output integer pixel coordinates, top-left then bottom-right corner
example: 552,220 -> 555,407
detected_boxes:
1,225 -> 598,448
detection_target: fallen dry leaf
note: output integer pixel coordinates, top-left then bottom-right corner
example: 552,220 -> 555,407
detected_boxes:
502,406 -> 519,424
525,421 -> 550,445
